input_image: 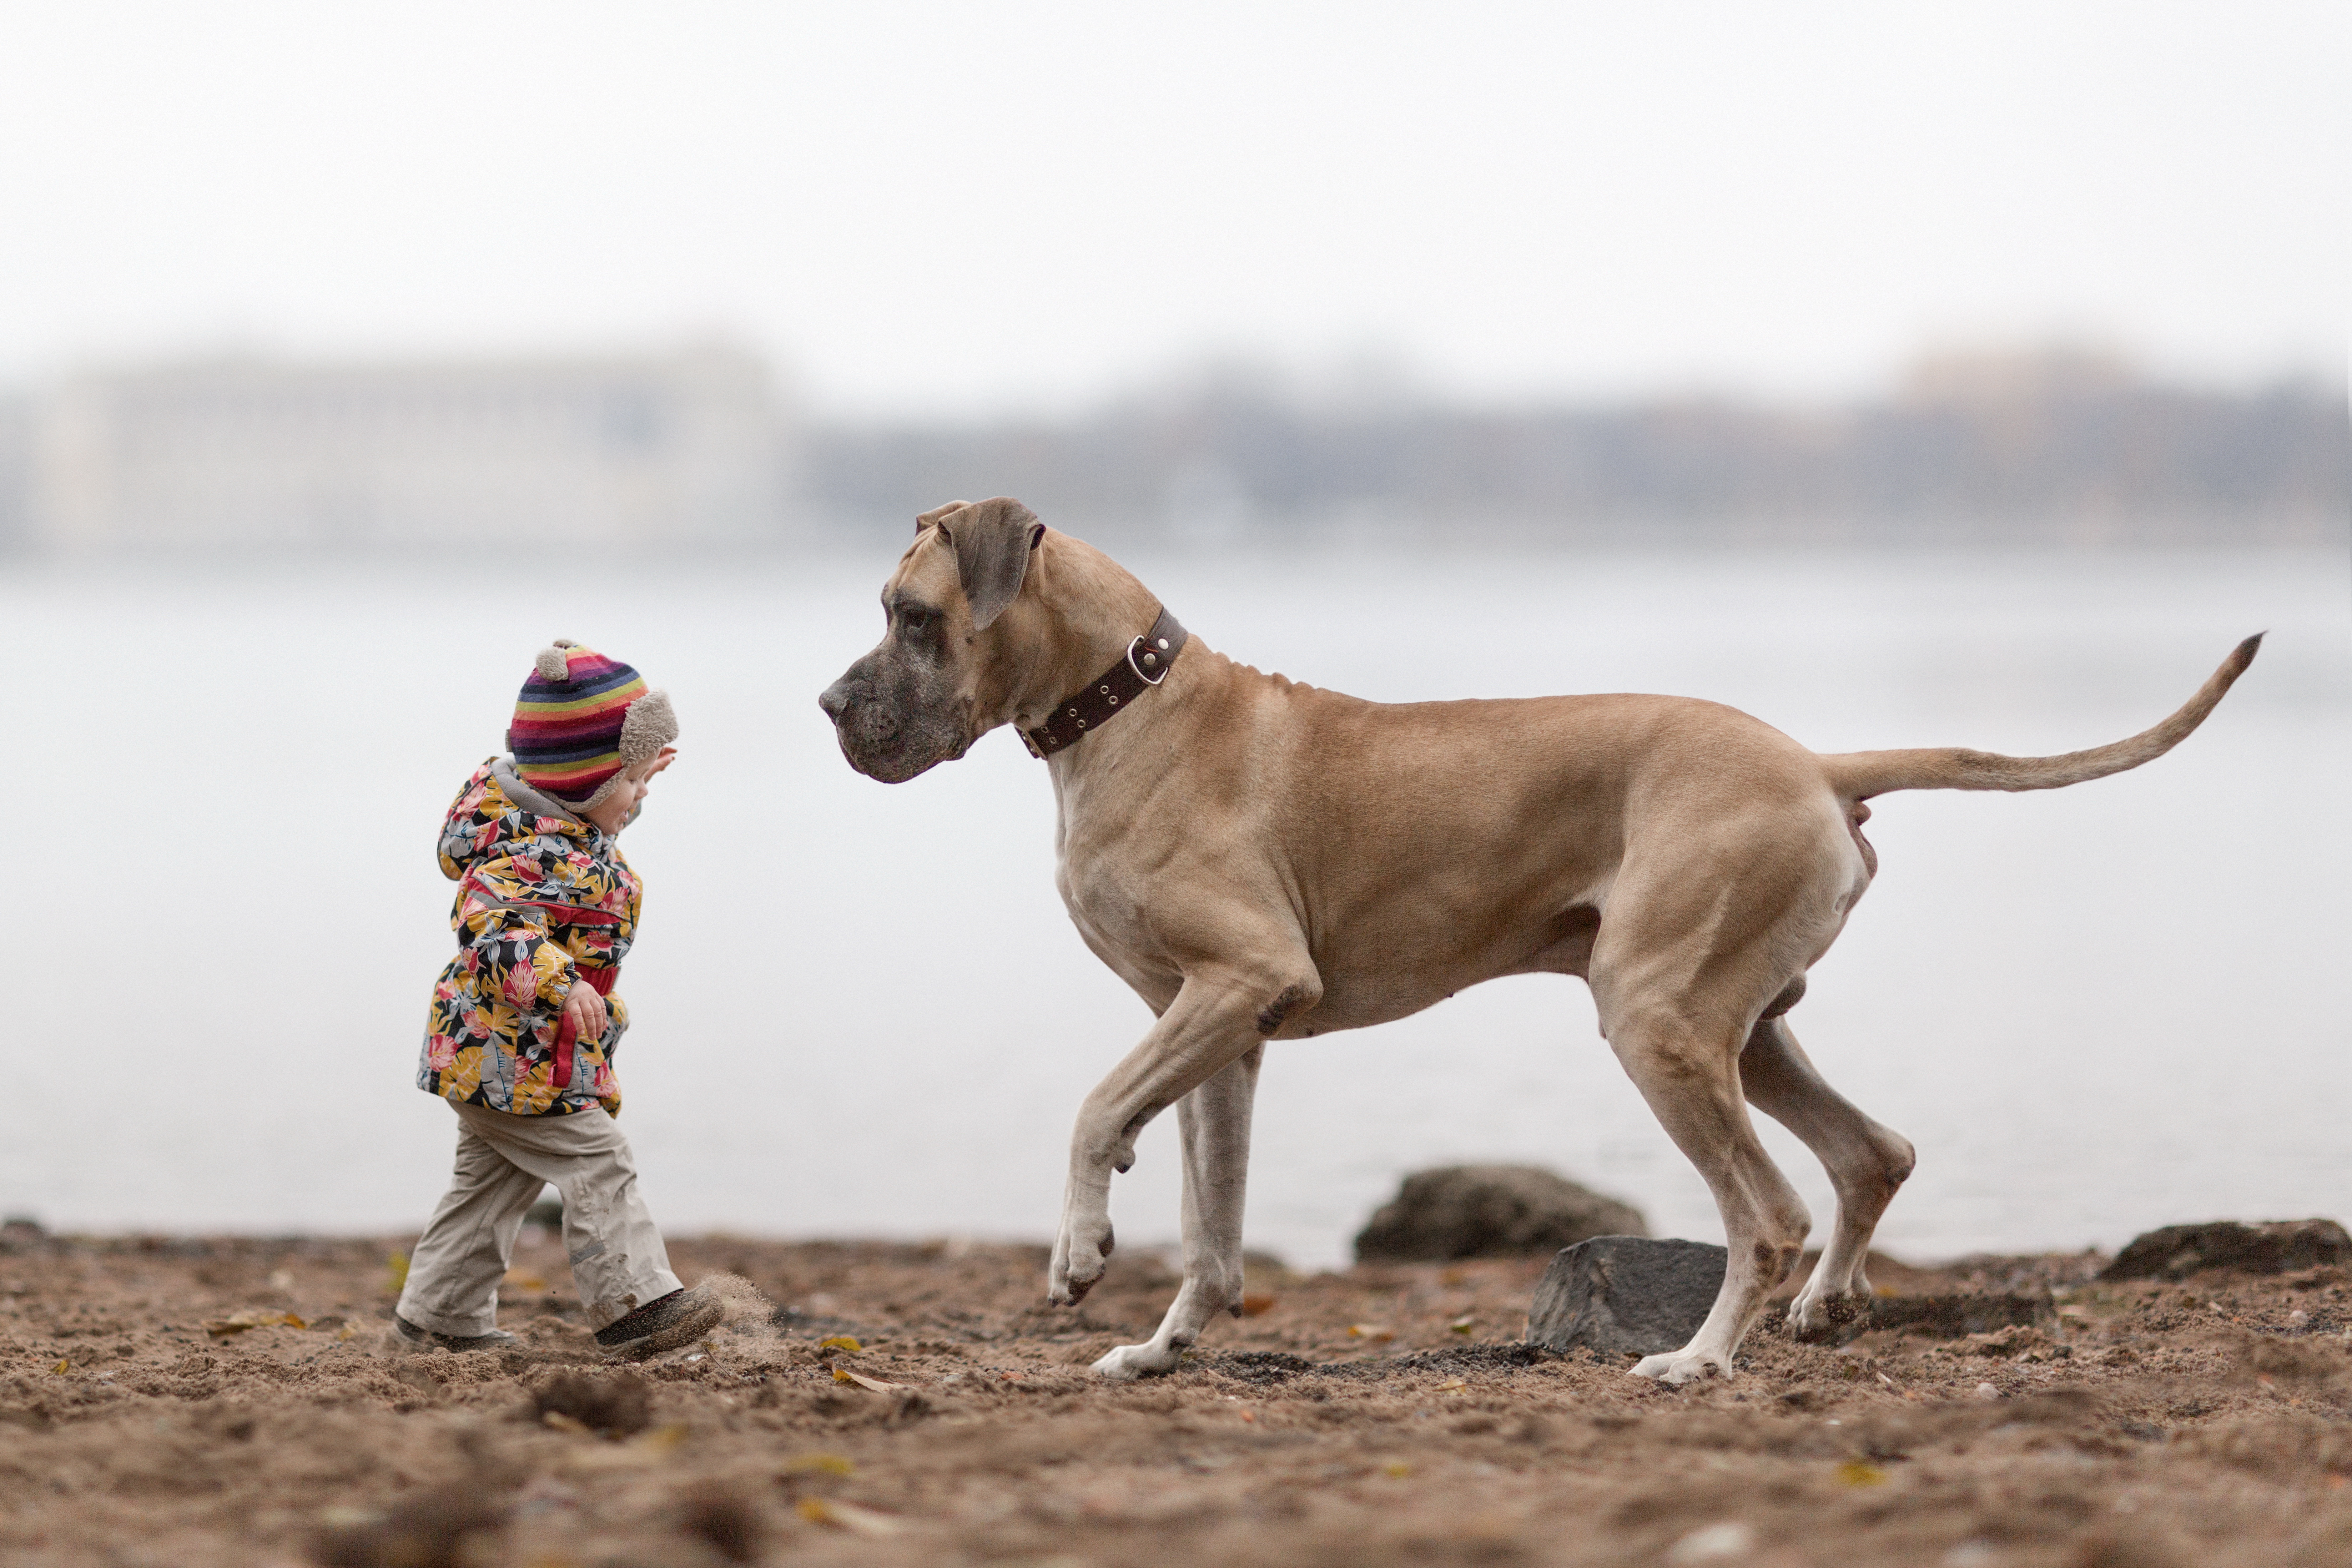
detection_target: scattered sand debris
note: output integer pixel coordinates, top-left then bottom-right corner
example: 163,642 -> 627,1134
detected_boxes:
0,1232 -> 2342,1566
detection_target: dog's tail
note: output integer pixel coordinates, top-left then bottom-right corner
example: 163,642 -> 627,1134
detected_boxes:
1818,635 -> 2261,802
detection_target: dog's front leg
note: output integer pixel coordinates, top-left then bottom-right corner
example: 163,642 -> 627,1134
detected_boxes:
1048,966 -> 1313,1315
1091,1043 -> 1264,1381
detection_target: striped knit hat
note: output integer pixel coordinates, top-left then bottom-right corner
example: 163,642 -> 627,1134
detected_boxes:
508,640 -> 679,812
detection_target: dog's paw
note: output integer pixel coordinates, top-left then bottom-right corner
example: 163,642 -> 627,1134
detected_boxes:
1045,1250 -> 1098,1306
1091,1340 -> 1180,1381
1786,1284 -> 1872,1342
1048,1219 -> 1114,1307
1630,1348 -> 1730,1386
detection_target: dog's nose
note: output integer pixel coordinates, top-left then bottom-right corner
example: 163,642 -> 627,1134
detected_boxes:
818,680 -> 852,722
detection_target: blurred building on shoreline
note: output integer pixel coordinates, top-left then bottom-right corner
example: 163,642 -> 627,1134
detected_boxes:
0,345 -> 2342,554
0,344 -> 792,553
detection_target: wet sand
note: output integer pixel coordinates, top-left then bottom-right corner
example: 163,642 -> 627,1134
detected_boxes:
2,1230 -> 2348,1566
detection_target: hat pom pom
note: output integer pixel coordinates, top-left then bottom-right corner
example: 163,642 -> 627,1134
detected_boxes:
536,643 -> 576,683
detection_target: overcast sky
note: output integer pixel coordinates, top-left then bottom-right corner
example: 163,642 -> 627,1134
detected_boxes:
0,2 -> 2343,416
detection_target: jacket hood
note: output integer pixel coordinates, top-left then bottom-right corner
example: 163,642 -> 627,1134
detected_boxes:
492,755 -> 590,830
439,757 -> 606,882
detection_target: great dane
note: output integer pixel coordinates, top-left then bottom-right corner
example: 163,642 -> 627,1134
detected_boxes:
817,497 -> 2257,1384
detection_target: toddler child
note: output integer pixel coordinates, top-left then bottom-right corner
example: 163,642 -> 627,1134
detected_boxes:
394,639 -> 722,1358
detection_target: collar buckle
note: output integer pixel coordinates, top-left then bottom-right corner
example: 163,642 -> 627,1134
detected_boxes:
1127,635 -> 1169,686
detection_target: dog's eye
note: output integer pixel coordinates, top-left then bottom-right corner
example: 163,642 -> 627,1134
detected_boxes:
898,608 -> 932,634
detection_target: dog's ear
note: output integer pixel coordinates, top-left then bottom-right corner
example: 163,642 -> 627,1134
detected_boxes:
937,496 -> 1045,631
914,499 -> 972,536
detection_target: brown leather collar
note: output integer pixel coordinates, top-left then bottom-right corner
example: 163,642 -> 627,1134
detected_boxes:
1020,606 -> 1188,758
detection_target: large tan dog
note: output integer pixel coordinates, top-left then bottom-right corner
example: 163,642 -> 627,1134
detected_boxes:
818,497 -> 2257,1384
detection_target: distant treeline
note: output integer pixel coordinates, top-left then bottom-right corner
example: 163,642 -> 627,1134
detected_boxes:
807,363 -> 2350,549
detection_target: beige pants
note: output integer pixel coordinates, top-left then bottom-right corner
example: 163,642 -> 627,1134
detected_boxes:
397,1101 -> 683,1335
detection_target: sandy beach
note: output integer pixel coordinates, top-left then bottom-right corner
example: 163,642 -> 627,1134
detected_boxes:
3,1226 -> 2347,1567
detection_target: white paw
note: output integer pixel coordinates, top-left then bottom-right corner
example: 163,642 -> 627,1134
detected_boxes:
1630,1349 -> 1730,1385
1787,1285 -> 1869,1341
1090,1340 -> 1180,1381
1047,1217 -> 1114,1306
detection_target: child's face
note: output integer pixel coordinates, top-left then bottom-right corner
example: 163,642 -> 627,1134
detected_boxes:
583,746 -> 676,835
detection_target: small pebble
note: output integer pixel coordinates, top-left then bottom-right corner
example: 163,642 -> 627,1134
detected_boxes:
1975,1382 -> 2001,1400
2286,1309 -> 2309,1328
1665,1522 -> 1754,1563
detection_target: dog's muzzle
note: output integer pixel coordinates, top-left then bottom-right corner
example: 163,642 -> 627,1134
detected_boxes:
819,674 -> 898,770
816,674 -> 871,730
819,664 -> 966,783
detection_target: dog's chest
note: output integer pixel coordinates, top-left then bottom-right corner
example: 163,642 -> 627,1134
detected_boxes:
1049,803 -> 1185,977
1052,838 -> 1147,946
1053,860 -> 1184,1007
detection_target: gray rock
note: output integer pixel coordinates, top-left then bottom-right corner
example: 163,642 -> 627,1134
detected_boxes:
1525,1236 -> 1723,1356
1353,1165 -> 1648,1263
2101,1219 -> 2352,1281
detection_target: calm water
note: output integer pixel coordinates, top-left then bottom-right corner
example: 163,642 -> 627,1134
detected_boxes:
3,545 -> 2346,1269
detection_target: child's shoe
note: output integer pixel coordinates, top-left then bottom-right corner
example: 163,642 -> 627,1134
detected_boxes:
393,1314 -> 517,1352
595,1284 -> 724,1359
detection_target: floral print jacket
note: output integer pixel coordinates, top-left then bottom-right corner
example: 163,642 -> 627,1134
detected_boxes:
417,758 -> 639,1116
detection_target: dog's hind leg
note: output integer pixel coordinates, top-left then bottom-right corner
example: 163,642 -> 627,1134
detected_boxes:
1091,1044 -> 1264,1381
1740,1015 -> 1915,1338
1597,997 -> 1813,1385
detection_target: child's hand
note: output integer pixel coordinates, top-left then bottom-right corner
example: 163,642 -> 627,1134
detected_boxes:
561,981 -> 609,1041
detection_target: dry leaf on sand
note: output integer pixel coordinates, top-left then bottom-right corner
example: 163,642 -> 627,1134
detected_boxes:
204,1311 -> 304,1337
832,1367 -> 907,1392
796,1498 -> 906,1536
